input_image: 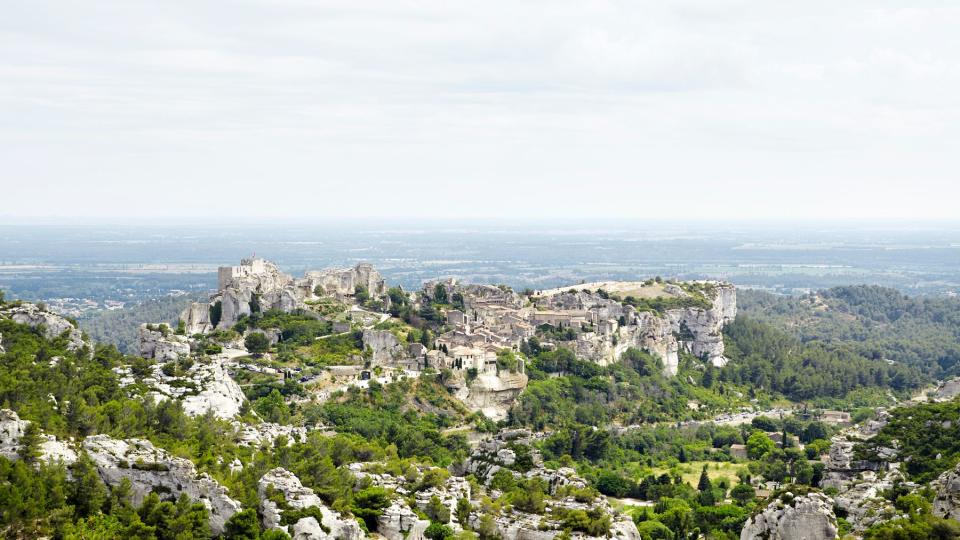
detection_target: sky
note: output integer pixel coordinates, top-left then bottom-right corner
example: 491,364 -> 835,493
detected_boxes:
1,1 -> 959,221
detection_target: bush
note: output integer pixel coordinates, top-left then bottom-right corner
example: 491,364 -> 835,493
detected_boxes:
244,332 -> 270,355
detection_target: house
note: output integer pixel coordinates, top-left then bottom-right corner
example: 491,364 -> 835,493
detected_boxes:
729,444 -> 749,460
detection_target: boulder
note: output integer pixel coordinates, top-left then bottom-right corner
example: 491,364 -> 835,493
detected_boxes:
740,492 -> 838,540
257,468 -> 362,540
83,434 -> 241,535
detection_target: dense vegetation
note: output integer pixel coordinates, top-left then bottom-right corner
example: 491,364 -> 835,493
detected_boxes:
721,315 -> 923,402
739,286 -> 960,379
858,399 -> 960,483
79,294 -> 202,354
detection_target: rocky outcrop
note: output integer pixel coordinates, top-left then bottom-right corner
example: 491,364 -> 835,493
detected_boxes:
2,303 -> 86,353
934,378 -> 960,402
362,329 -> 404,365
83,434 -> 241,535
932,461 -> 960,521
0,409 -> 29,460
0,409 -> 78,465
180,358 -> 246,419
184,258 -> 388,334
305,263 -> 386,300
451,371 -> 528,421
180,302 -> 213,335
540,282 -> 736,375
377,501 -> 429,540
258,468 -> 362,540
235,421 -> 307,447
138,324 -> 191,361
740,492 -> 838,540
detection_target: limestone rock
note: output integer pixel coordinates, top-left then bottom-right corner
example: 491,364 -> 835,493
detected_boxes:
305,263 -> 386,300
740,492 -> 838,540
0,408 -> 30,460
138,324 -> 190,361
460,371 -> 529,421
0,409 -> 77,465
3,303 -> 86,353
180,302 -> 213,335
377,501 -> 429,540
83,434 -> 241,535
257,468 -> 362,540
180,358 -> 246,419
362,329 -> 404,365
932,461 -> 960,521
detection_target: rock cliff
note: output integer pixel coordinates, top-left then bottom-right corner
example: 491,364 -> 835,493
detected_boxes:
138,324 -> 191,360
740,492 -> 838,540
450,371 -> 529,421
553,282 -> 736,375
182,258 -> 387,333
83,434 -> 242,535
258,468 -> 363,540
2,303 -> 86,353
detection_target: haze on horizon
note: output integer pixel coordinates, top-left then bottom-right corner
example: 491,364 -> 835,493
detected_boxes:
2,1 -> 958,221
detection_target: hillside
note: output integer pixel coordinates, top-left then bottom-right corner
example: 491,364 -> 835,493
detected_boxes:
737,286 -> 960,380
78,293 -> 205,354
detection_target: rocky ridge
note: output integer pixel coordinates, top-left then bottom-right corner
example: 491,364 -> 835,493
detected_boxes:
740,491 -> 839,540
258,467 -> 363,540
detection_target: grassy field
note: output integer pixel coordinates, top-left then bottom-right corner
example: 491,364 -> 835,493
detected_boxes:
650,460 -> 747,488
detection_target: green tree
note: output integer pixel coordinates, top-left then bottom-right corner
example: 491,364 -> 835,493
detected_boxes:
455,498 -> 472,526
746,431 -> 776,460
433,284 -> 449,305
70,452 -> 108,518
425,495 -> 451,523
697,464 -> 712,492
224,508 -> 261,539
352,487 -> 391,532
245,332 -> 270,355
17,422 -> 42,465
730,483 -> 756,506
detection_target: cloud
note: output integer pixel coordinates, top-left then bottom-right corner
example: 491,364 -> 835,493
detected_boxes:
1,0 -> 959,220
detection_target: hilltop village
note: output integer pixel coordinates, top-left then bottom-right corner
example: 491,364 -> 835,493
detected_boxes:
164,257 -> 737,420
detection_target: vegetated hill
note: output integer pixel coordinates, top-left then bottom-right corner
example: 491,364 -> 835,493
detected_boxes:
736,286 -> 960,380
78,293 -> 206,353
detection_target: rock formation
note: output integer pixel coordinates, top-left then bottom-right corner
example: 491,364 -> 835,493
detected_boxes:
539,283 -> 736,375
138,324 -> 191,360
0,409 -> 78,464
180,358 -> 247,419
362,329 -> 404,365
1,303 -> 86,353
258,468 -> 362,540
449,371 -> 529,421
377,502 -> 429,540
182,258 -> 387,333
932,461 -> 960,521
740,492 -> 838,540
83,434 -> 242,535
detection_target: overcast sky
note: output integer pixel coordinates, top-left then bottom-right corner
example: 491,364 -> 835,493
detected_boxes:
1,1 -> 958,221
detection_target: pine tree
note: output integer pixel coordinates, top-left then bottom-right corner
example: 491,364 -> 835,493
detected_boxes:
697,465 -> 712,492
18,422 -> 42,465
70,452 -> 108,518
